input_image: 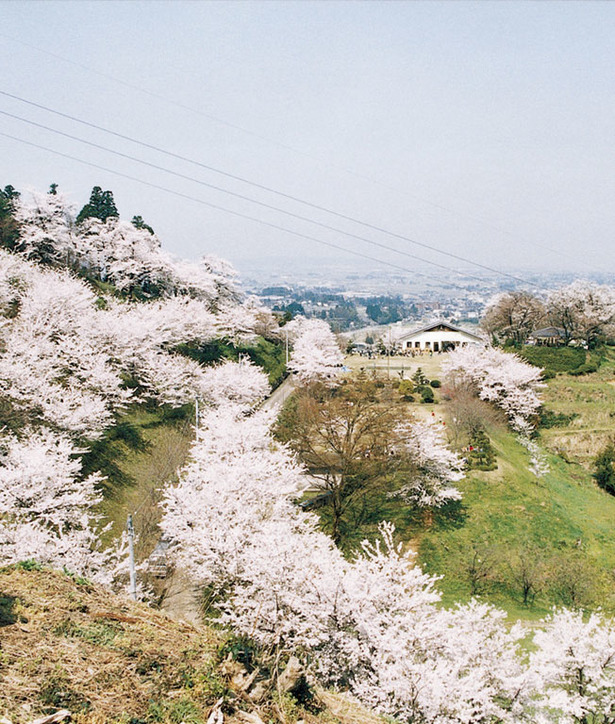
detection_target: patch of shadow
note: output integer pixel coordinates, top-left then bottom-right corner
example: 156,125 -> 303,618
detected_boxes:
432,499 -> 468,530
0,593 -> 17,626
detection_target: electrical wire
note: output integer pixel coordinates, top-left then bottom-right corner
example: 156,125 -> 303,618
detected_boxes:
0,130 -> 492,292
0,107 -> 538,289
0,83 -> 590,270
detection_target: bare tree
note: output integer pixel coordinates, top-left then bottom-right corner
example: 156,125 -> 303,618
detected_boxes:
508,545 -> 547,607
481,291 -> 546,345
276,376 -> 404,543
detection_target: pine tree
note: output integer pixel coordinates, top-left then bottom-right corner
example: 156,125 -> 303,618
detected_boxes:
0,185 -> 20,251
131,215 -> 154,235
76,186 -> 120,224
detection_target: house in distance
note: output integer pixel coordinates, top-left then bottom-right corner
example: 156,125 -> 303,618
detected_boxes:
397,320 -> 484,352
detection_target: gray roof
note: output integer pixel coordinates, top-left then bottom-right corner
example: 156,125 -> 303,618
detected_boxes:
397,320 -> 483,342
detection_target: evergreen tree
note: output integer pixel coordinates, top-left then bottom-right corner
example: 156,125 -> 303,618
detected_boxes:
0,185 -> 20,251
131,214 -> 154,235
593,440 -> 615,495
76,186 -> 120,224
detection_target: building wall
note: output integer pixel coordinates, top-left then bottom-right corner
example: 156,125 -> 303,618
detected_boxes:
401,329 -> 481,351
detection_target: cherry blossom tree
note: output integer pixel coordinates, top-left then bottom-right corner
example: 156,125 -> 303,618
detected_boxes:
530,609 -> 615,723
197,359 -> 269,409
443,345 -> 544,434
0,427 -> 114,581
548,280 -> 615,348
0,252 -> 128,437
13,188 -> 76,267
482,291 -> 546,345
286,317 -> 344,384
390,420 -> 464,507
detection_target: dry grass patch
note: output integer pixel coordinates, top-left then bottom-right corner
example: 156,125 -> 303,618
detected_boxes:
0,566 -> 387,724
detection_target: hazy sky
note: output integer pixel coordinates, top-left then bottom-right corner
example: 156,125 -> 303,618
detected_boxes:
1,1 -> 613,281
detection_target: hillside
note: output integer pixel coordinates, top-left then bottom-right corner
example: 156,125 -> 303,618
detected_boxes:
0,564 -> 384,724
335,350 -> 615,619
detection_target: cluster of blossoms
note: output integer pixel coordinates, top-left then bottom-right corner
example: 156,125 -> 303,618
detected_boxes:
0,190 -> 273,580
443,345 -> 544,435
286,317 -> 345,384
160,402 -> 615,723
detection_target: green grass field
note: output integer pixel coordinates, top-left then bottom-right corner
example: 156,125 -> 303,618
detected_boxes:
416,426 -> 615,618
95,405 -> 194,558
341,346 -> 615,620
538,347 -> 615,467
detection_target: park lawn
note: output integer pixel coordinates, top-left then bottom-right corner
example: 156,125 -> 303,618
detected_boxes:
538,346 -> 615,467
416,424 -> 615,620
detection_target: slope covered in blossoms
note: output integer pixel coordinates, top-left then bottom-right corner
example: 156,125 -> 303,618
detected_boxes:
0,186 -> 275,582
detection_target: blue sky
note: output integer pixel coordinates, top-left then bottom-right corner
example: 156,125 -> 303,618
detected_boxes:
0,1 -> 613,280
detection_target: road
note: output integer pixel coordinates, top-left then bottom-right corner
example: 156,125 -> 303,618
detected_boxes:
260,374 -> 296,411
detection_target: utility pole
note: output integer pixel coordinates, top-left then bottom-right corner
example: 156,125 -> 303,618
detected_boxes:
127,514 -> 137,601
195,397 -> 200,440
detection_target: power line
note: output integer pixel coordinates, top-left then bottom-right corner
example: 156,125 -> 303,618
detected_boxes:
0,90 -> 552,282
0,106 -> 538,289
0,130 -> 489,292
0,80 -> 590,270
0,34 -> 318,162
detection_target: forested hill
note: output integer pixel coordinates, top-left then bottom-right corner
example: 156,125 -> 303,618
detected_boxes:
0,183 -> 282,582
5,184 -> 615,724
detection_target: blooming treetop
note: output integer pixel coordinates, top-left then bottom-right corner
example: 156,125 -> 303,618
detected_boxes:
286,317 -> 344,385
0,428 -> 113,581
530,609 -> 615,723
197,359 -> 270,409
443,345 -> 544,434
391,420 -> 464,507
548,280 -> 615,349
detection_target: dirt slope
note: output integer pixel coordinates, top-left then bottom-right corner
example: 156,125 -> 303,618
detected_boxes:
0,565 -> 384,724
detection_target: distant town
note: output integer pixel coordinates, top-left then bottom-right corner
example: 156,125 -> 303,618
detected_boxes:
245,266 -> 615,336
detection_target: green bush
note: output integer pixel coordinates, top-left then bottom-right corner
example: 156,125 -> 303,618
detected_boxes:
593,441 -> 615,496
430,379 -> 441,388
398,379 -> 415,400
568,363 -> 598,376
417,385 -> 434,403
539,409 -> 579,428
518,346 -> 586,372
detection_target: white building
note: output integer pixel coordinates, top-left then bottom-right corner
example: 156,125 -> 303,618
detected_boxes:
397,321 -> 484,352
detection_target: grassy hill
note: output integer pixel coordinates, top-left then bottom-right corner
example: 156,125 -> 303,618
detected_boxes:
0,564 -> 384,724
417,426 -> 615,619
334,349 -> 615,620
96,347 -> 615,624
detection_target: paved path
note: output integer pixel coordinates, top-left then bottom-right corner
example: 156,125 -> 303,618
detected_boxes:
260,374 -> 296,411
160,569 -> 202,626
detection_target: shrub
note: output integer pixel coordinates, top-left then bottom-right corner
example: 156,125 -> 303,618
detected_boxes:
398,379 -> 415,400
430,379 -> 441,388
465,430 -> 497,471
593,440 -> 615,496
568,363 -> 598,376
539,409 -> 579,429
518,346 -> 586,372
417,385 -> 434,403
